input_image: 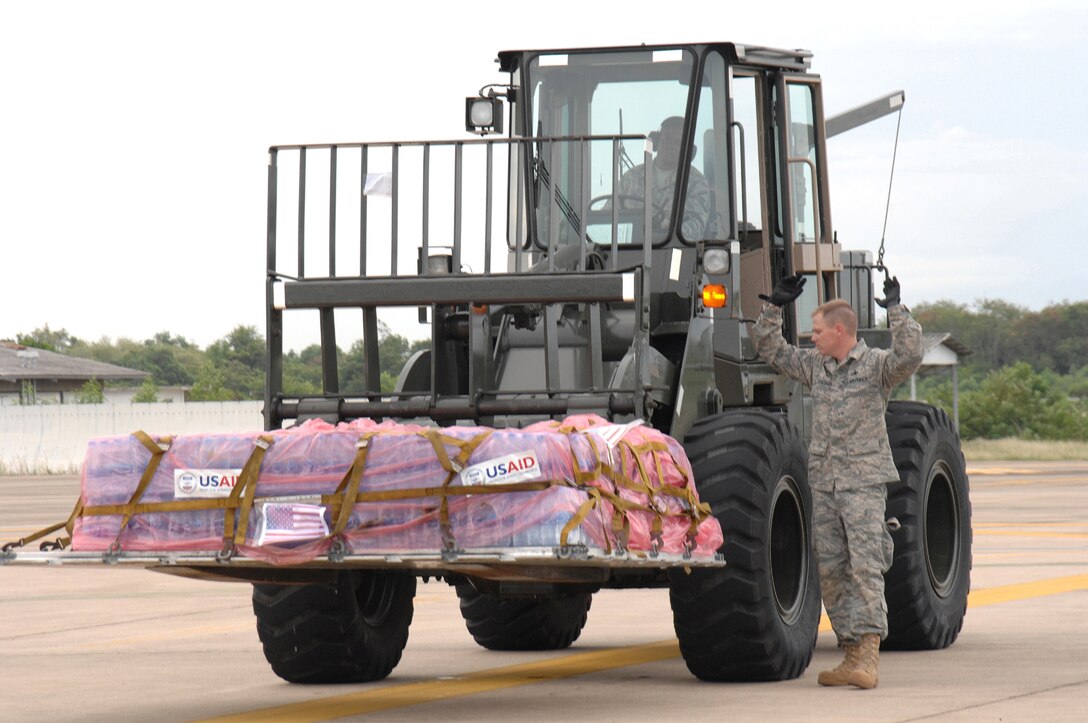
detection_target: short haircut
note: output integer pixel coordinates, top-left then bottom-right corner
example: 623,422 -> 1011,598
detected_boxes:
814,299 -> 858,335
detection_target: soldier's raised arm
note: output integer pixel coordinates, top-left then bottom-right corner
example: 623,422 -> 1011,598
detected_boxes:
876,276 -> 924,388
750,273 -> 813,386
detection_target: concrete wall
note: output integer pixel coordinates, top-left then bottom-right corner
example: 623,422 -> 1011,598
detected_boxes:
0,402 -> 265,474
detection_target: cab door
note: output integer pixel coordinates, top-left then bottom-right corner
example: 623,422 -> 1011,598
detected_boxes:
774,74 -> 840,336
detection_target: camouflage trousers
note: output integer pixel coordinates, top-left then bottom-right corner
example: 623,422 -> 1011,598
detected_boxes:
812,483 -> 895,645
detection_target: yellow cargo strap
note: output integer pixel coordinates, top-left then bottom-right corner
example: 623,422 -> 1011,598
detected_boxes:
110,431 -> 174,552
417,428 -> 494,548
563,487 -> 604,549
1,496 -> 84,553
589,436 -> 712,547
321,479 -> 560,507
328,432 -> 376,537
223,434 -> 274,547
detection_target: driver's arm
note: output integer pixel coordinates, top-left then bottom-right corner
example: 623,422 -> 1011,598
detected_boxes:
679,168 -> 711,239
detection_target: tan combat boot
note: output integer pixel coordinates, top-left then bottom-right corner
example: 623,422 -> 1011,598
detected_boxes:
847,633 -> 880,689
817,642 -> 860,686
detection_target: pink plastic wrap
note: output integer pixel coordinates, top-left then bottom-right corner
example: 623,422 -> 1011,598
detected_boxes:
72,415 -> 722,564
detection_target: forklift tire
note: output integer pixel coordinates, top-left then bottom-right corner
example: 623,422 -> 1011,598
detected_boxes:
252,570 -> 416,683
455,583 -> 592,650
669,410 -> 820,681
884,401 -> 972,650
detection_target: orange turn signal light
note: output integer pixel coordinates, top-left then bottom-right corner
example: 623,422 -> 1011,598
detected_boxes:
702,284 -> 727,308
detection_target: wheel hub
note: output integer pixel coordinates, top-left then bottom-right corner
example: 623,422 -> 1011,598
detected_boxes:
769,476 -> 807,623
924,461 -> 960,597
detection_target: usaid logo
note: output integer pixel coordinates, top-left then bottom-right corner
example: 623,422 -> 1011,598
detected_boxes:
177,471 -> 199,494
174,468 -> 243,498
460,451 -> 542,487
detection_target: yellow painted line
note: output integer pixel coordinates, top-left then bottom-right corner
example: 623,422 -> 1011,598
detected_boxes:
196,574 -> 1088,722
968,574 -> 1088,607
974,550 -> 1088,559
975,521 -> 1088,529
200,639 -> 682,722
965,467 -> 1044,475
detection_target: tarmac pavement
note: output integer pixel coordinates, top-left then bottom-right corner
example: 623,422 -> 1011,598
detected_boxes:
1,462 -> 1086,721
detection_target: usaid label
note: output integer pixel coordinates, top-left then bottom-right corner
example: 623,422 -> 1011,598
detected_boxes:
175,468 -> 243,498
460,451 -> 541,486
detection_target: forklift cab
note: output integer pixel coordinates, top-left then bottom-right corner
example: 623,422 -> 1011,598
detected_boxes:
497,43 -> 842,336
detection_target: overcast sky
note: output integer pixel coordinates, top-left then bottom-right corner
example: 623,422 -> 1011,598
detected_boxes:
2,1 -> 1085,351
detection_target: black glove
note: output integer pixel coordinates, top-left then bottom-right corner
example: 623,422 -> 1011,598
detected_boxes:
876,275 -> 901,309
759,273 -> 807,307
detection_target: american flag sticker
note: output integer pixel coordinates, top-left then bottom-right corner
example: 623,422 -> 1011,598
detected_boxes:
255,503 -> 329,545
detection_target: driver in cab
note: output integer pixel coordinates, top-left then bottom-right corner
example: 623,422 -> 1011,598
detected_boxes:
618,116 -> 711,241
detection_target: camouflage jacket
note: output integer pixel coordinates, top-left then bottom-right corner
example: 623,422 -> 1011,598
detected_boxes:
618,163 -> 711,240
751,303 -> 924,490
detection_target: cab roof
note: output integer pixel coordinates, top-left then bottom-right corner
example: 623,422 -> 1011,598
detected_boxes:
497,42 -> 812,73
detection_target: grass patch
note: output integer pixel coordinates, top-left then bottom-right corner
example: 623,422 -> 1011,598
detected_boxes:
961,438 -> 1088,461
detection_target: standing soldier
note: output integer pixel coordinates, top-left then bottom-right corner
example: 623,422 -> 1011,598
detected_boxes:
750,273 -> 924,689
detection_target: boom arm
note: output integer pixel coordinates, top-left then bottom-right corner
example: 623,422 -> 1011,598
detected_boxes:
824,90 -> 905,138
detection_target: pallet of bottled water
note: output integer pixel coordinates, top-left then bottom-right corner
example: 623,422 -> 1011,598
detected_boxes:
64,414 -> 722,566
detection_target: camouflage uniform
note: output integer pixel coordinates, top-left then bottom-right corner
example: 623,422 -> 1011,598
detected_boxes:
751,302 -> 924,643
618,164 -> 711,241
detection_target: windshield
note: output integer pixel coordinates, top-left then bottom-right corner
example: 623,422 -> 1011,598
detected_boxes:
526,49 -> 705,247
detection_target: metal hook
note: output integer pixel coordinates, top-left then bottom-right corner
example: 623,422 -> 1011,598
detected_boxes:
216,541 -> 236,564
873,260 -> 891,282
39,538 -> 65,552
104,541 -> 123,564
328,537 -> 347,563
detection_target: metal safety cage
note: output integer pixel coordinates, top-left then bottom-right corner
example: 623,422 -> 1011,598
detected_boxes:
264,134 -> 656,430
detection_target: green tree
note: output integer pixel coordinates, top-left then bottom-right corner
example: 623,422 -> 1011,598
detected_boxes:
67,335 -> 127,366
1051,365 -> 1088,400
66,332 -> 206,389
16,325 -> 81,353
20,380 -> 38,405
913,298 -> 1025,373
131,377 -> 161,403
340,323 -> 429,393
205,325 -> 266,400
188,362 -> 235,401
136,332 -> 202,386
1007,302 -> 1088,375
913,299 -> 1088,378
283,346 -> 323,396
958,363 -> 1088,441
76,378 -> 105,404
